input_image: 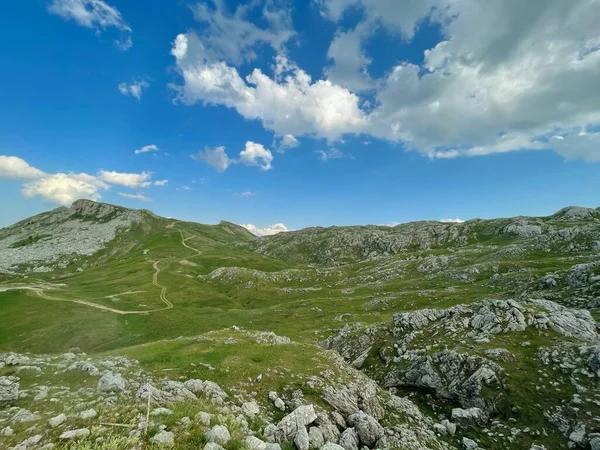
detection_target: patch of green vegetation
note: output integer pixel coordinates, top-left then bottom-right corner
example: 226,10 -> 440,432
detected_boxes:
9,234 -> 51,248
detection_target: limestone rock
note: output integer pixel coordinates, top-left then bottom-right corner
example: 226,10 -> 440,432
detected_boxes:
68,361 -> 99,375
462,437 -> 480,449
206,425 -> 231,445
59,428 -> 90,440
295,426 -> 310,450
242,400 -> 260,417
196,411 -> 213,426
0,376 -> 19,402
308,427 -> 325,449
78,409 -> 97,420
97,372 -> 125,392
338,428 -> 359,450
451,408 -> 488,429
204,444 -> 225,450
320,444 -> 346,450
151,430 -> 175,447
347,411 -> 383,447
275,404 -> 318,443
49,413 -> 67,428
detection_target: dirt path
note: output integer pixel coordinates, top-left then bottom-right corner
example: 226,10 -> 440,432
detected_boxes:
1,225 -> 202,315
179,230 -> 203,257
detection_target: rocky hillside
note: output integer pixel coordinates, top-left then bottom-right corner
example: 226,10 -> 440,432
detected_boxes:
243,206 -> 600,265
0,200 -> 151,274
0,201 -> 599,450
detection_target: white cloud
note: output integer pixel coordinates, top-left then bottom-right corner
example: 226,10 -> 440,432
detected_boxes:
274,134 -> 300,153
324,23 -> 374,91
316,148 -> 347,161
191,142 -> 274,172
97,170 -> 152,188
0,155 -> 162,205
320,0 -> 600,161
154,180 -> 168,186
134,144 -> 159,155
239,141 -> 273,170
22,173 -> 108,205
173,0 -> 600,162
191,146 -> 232,173
118,192 -> 151,202
190,0 -> 294,65
439,218 -> 464,223
0,156 -> 46,179
242,222 -> 289,236
236,191 -> 255,198
118,81 -> 149,100
171,35 -> 366,142
48,0 -> 132,49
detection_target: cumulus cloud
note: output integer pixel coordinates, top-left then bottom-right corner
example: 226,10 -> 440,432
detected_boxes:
274,134 -> 300,153
171,35 -> 366,141
118,81 -> 149,100
98,170 -> 152,188
48,0 -> 132,50
324,23 -> 374,91
241,222 -> 289,236
319,0 -> 600,161
118,192 -> 151,202
134,144 -> 159,155
239,142 -> 273,170
191,141 -> 273,172
191,146 -> 232,173
174,0 -> 600,162
0,155 -> 162,205
154,180 -> 168,186
0,156 -> 46,179
190,0 -> 294,65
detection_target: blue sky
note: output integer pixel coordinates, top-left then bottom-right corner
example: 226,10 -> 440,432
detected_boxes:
1,0 -> 599,234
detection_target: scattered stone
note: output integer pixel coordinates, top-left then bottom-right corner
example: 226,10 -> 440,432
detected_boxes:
242,400 -> 260,417
151,407 -> 173,416
49,413 -> 67,428
59,428 -> 90,440
0,376 -> 19,402
78,409 -> 97,420
11,408 -> 39,423
206,425 -> 231,445
97,372 -> 125,392
196,411 -> 213,426
151,430 -> 175,447
462,437 -> 480,449
275,405 -> 318,443
68,361 -> 99,375
347,411 -> 384,447
451,407 -> 488,429
204,444 -> 225,450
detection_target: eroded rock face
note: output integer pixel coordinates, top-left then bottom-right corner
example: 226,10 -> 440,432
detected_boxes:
383,350 -> 503,414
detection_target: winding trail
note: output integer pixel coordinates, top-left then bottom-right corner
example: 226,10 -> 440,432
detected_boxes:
1,225 -> 203,315
179,230 -> 203,257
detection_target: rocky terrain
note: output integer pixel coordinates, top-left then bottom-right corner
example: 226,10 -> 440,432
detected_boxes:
0,201 -> 599,449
